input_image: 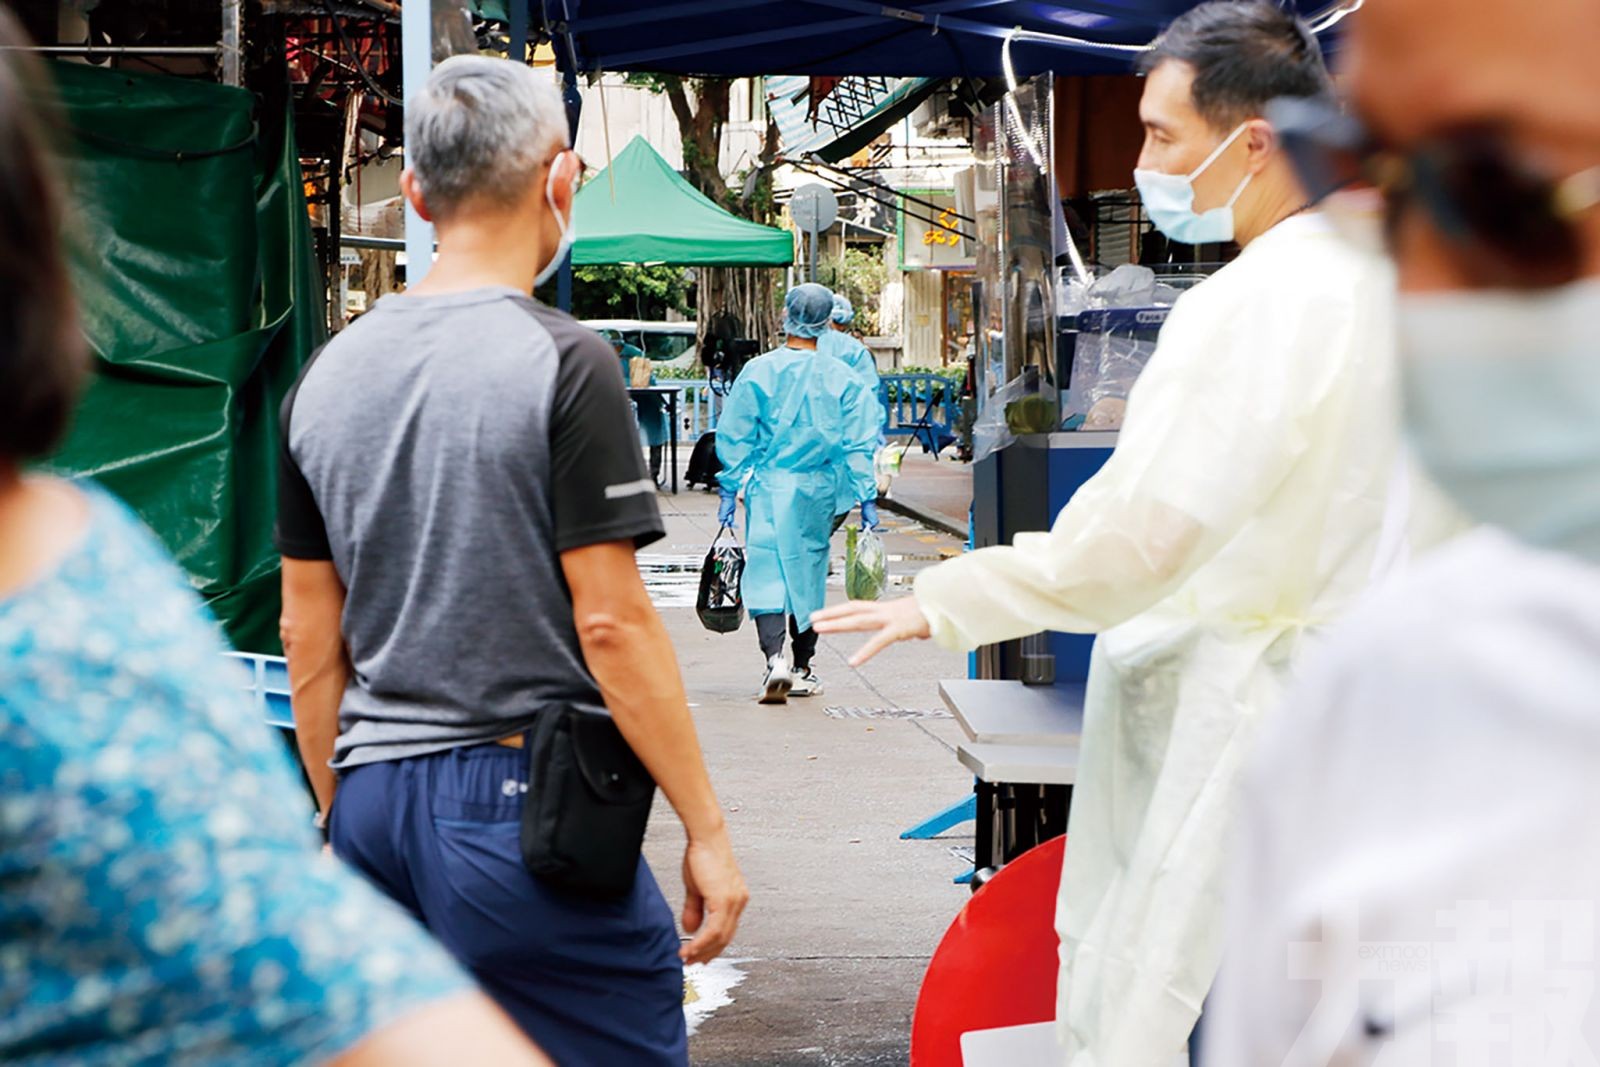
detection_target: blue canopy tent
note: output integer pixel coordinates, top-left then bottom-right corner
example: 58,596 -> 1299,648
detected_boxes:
535,0 -> 1355,79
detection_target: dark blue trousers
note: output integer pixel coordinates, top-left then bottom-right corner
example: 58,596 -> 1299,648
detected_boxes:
330,743 -> 687,1066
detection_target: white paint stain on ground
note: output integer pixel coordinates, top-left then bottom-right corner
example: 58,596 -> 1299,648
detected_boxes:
682,957 -> 749,1036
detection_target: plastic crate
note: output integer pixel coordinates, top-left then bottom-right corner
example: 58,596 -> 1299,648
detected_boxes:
222,651 -> 294,730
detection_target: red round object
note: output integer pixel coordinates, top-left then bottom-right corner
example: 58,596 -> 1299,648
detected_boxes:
910,836 -> 1064,1067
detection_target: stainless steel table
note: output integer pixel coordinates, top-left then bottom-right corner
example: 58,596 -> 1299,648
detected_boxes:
940,679 -> 1085,875
940,678 -> 1086,747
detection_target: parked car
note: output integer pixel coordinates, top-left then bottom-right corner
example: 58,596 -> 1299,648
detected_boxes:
582,319 -> 699,372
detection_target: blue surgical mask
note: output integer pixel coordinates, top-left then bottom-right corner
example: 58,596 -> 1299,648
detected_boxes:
1400,278 -> 1600,562
534,152 -> 578,289
1133,123 -> 1252,245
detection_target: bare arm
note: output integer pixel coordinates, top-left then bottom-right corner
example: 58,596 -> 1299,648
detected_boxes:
331,991 -> 552,1067
280,557 -> 350,815
560,539 -> 748,964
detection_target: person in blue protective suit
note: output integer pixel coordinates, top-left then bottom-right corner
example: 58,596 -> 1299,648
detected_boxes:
817,294 -> 887,523
614,336 -> 672,485
818,295 -> 881,394
717,283 -> 879,705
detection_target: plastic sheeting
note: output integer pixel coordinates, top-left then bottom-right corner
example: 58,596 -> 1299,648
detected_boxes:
44,63 -> 327,653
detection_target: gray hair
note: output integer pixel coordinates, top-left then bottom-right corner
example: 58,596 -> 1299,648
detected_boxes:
405,55 -> 568,221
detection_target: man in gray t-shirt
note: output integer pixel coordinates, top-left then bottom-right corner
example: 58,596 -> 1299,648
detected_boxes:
275,56 -> 745,1067
279,286 -> 661,768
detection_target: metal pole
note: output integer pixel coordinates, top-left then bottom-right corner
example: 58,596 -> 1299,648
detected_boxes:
808,227 -> 817,282
3,44 -> 224,55
402,0 -> 434,285
557,256 -> 573,310
555,59 -> 580,311
342,234 -> 407,250
508,0 -> 529,63
220,0 -> 242,85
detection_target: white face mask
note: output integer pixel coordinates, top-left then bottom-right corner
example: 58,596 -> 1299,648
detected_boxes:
1400,277 -> 1600,562
534,151 -> 578,289
1132,123 -> 1253,245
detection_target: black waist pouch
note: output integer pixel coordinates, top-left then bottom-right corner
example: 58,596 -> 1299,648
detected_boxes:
520,708 -> 656,900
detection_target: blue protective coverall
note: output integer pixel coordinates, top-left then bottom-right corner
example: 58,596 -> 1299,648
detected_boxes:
817,328 -> 878,388
716,344 -> 879,629
817,328 -> 885,516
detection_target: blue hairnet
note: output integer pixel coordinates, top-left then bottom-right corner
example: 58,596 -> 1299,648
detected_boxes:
784,283 -> 835,340
831,294 -> 855,325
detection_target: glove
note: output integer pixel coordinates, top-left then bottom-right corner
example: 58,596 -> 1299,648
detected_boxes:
860,499 -> 880,531
718,490 -> 737,529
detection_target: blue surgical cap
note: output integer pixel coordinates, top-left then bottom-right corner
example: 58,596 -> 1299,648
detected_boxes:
831,294 -> 854,325
784,283 -> 835,340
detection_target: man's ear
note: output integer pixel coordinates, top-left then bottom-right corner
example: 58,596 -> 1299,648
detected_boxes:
549,150 -> 579,215
1245,118 -> 1279,173
399,167 -> 434,223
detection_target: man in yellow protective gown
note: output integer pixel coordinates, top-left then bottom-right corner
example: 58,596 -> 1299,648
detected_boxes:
814,3 -> 1460,1064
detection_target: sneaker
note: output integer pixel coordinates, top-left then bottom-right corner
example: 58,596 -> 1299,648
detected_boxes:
789,669 -> 823,698
759,655 -> 792,705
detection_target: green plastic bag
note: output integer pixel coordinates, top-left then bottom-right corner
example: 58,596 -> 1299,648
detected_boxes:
845,524 -> 888,601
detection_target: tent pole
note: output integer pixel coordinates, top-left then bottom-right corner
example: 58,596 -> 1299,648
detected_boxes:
402,0 -> 434,286
220,0 -> 242,85
509,0 -> 529,63
556,56 -> 581,312
558,257 -> 573,311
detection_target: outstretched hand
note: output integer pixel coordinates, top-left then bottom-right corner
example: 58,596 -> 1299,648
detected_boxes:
811,596 -> 932,666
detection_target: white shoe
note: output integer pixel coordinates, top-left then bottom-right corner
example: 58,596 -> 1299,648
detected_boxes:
759,656 -> 792,704
789,669 -> 822,697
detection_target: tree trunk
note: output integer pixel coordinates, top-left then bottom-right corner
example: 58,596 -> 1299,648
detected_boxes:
661,78 -> 783,353
697,265 -> 779,353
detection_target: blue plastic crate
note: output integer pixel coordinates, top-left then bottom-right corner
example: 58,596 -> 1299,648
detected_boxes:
222,651 -> 294,730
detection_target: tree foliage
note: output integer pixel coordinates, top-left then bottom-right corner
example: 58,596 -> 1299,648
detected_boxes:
536,263 -> 693,321
819,246 -> 887,336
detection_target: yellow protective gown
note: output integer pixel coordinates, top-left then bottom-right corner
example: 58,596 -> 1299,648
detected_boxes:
912,215 -> 1460,1067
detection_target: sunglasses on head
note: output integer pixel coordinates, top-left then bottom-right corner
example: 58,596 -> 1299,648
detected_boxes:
1268,96 -> 1600,287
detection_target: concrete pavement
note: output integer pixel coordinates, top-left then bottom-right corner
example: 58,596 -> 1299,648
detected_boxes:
640,478 -> 973,1066
881,450 -> 971,539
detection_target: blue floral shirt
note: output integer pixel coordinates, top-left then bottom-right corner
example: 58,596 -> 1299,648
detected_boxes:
0,486 -> 469,1064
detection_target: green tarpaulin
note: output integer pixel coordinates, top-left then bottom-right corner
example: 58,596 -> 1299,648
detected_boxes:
573,136 -> 794,266
44,63 -> 327,654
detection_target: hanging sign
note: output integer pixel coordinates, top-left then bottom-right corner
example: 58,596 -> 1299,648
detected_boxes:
900,189 -> 976,271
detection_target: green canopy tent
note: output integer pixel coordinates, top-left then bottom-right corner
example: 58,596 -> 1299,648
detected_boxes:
573,136 -> 793,266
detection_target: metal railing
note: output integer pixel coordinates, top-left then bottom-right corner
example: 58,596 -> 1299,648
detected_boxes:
634,380 -> 723,444
880,373 -> 958,454
643,375 -> 957,450
677,380 -> 724,441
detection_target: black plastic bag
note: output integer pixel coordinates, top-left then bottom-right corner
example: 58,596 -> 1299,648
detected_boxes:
697,528 -> 746,633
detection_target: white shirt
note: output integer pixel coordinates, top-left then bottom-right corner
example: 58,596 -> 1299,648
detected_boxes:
1207,528 -> 1600,1067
